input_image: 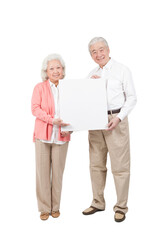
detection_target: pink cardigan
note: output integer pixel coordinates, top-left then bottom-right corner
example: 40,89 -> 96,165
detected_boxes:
31,80 -> 70,142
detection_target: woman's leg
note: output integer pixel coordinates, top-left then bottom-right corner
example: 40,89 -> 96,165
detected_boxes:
35,139 -> 51,213
51,142 -> 69,212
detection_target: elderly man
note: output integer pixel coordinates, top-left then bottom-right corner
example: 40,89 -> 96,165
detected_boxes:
82,37 -> 137,222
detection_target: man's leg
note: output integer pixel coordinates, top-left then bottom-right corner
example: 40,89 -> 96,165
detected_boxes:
104,115 -> 130,215
89,130 -> 108,210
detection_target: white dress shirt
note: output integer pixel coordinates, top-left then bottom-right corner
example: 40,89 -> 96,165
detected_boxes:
41,81 -> 65,144
88,59 -> 137,120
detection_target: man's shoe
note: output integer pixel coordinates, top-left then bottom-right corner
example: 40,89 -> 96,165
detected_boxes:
40,212 -> 49,220
51,210 -> 60,218
114,211 -> 126,222
82,206 -> 104,215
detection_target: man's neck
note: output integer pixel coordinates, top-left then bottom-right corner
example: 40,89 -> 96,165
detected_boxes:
99,57 -> 111,69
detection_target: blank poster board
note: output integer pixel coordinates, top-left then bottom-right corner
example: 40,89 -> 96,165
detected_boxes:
59,78 -> 108,131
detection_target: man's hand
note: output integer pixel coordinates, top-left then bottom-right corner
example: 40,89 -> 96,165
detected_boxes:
53,118 -> 70,126
60,131 -> 70,137
106,117 -> 121,131
91,75 -> 100,79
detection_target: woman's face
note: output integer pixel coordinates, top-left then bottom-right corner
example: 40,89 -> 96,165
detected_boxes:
46,59 -> 64,85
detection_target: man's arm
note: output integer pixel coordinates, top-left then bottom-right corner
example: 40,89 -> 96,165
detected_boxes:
106,67 -> 137,131
117,67 -> 137,121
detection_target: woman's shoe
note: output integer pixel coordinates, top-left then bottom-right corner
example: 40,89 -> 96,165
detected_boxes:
51,210 -> 60,218
40,212 -> 49,220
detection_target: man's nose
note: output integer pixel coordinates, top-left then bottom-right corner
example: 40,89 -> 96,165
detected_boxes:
97,51 -> 101,57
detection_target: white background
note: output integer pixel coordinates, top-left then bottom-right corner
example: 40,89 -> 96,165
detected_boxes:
0,0 -> 160,239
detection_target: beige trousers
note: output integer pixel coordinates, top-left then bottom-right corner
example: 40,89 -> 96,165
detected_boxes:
89,114 -> 130,214
35,139 -> 69,213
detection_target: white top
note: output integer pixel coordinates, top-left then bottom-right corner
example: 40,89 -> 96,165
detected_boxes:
88,59 -> 137,120
41,81 -> 65,144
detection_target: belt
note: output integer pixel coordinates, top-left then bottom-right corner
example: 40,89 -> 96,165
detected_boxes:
108,108 -> 121,114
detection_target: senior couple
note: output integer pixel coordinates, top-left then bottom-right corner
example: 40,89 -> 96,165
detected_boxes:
31,37 -> 137,222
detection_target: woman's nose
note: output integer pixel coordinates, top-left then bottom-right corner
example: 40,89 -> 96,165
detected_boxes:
53,69 -> 58,73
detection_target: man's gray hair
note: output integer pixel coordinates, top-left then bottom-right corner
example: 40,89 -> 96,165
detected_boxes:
41,53 -> 65,81
88,37 -> 109,54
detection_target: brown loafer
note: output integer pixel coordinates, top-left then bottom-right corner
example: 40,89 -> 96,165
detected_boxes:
82,206 -> 104,215
114,211 -> 126,222
51,210 -> 60,218
40,212 -> 49,221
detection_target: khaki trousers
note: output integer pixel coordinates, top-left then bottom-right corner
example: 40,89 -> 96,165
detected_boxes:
89,114 -> 130,214
35,139 -> 68,213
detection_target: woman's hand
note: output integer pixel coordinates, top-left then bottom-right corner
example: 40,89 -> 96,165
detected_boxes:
60,131 -> 70,137
53,118 -> 69,126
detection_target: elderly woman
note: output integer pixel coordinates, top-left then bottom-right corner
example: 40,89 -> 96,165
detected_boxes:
31,54 -> 71,220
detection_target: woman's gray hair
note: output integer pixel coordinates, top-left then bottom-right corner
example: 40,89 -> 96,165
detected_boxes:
88,37 -> 109,54
41,53 -> 65,81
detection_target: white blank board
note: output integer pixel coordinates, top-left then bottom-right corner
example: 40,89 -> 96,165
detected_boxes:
59,78 -> 108,131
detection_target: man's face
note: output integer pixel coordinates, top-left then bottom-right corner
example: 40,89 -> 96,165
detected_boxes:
90,41 -> 110,68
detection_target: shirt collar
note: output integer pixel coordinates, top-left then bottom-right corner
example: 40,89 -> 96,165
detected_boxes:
97,58 -> 113,71
49,80 -> 59,89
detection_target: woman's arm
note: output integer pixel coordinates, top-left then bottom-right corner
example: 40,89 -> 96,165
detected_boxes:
31,84 -> 54,125
31,84 -> 70,126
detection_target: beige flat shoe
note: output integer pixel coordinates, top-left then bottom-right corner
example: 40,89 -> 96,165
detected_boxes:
51,210 -> 60,218
40,212 -> 49,220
